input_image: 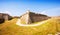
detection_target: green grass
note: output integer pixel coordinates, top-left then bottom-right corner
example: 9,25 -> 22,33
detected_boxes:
0,18 -> 60,35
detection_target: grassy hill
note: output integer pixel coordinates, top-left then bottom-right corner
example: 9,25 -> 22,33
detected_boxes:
0,18 -> 60,35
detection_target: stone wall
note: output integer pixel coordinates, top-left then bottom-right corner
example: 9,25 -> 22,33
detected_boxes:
13,16 -> 20,18
0,13 -> 12,23
29,12 -> 50,23
20,12 -> 32,24
20,12 -> 50,24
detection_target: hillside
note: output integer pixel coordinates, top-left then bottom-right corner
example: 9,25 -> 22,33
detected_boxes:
0,17 -> 60,35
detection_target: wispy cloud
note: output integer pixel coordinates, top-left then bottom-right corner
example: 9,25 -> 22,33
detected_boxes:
40,10 -> 46,14
0,11 -> 12,16
40,7 -> 60,16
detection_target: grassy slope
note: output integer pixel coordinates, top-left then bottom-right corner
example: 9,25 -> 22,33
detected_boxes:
0,18 -> 60,35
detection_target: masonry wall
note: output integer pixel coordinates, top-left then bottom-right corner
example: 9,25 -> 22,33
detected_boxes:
20,13 -> 32,24
29,13 -> 50,23
20,12 -> 50,24
0,13 -> 12,23
3,14 -> 12,20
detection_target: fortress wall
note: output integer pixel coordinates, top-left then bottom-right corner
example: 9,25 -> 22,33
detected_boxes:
0,13 -> 12,23
29,13 -> 50,23
20,14 -> 27,24
20,12 -> 50,24
20,13 -> 32,24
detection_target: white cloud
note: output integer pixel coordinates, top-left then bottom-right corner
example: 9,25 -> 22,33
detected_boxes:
40,7 -> 60,16
40,10 -> 46,14
0,11 -> 12,16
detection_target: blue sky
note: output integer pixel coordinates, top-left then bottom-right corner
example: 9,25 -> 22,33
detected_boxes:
0,0 -> 60,16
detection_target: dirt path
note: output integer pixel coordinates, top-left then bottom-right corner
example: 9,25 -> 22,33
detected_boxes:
16,19 -> 47,26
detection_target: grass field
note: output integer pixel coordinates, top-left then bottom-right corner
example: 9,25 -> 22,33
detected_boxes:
0,18 -> 60,35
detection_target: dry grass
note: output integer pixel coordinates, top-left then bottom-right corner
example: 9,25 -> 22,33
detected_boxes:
0,18 -> 60,35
